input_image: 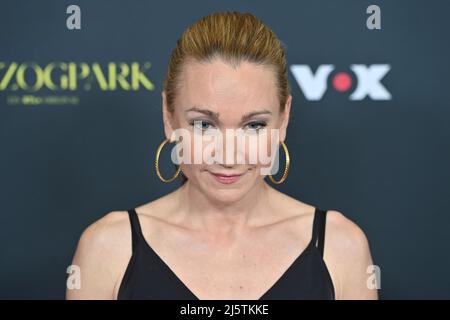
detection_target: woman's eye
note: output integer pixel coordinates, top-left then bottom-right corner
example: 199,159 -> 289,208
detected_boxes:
245,121 -> 267,131
190,120 -> 214,131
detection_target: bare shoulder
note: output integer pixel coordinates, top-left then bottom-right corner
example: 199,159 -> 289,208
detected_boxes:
76,211 -> 132,255
263,187 -> 371,254
323,210 -> 378,300
325,210 -> 371,253
66,211 -> 132,299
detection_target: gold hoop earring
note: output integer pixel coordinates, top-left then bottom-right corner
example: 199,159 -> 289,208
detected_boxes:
155,138 -> 181,183
268,140 -> 290,184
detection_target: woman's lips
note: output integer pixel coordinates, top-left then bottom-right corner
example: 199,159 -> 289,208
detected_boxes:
209,172 -> 244,184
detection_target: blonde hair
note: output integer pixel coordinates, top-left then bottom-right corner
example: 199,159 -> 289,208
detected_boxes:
163,11 -> 290,113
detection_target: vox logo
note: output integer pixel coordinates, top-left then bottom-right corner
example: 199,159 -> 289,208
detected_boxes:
290,64 -> 391,101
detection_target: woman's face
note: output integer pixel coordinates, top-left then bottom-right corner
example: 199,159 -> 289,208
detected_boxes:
162,57 -> 291,203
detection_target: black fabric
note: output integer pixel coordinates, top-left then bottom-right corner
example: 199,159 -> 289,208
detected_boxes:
117,208 -> 335,300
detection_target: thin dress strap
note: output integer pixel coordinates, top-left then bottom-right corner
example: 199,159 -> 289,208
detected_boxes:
127,208 -> 144,253
311,208 -> 328,257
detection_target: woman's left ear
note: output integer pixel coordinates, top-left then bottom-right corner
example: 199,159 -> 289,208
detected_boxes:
279,94 -> 292,142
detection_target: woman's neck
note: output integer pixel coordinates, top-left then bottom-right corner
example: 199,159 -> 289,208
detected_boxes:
175,179 -> 274,232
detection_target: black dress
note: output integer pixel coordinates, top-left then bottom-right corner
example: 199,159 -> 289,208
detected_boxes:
118,207 -> 335,300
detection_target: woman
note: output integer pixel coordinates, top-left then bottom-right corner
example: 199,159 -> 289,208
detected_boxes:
67,11 -> 377,300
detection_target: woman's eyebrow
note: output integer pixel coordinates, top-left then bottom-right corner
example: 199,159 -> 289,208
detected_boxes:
185,107 -> 272,124
240,110 -> 272,123
185,107 -> 220,121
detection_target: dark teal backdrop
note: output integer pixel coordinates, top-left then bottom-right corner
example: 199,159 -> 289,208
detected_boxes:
1,0 -> 449,299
